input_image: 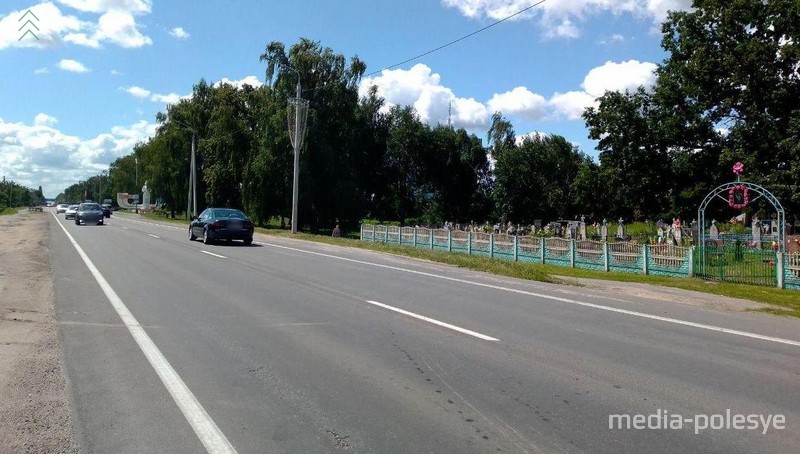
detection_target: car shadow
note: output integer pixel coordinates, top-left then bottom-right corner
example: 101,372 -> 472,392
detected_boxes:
207,241 -> 261,247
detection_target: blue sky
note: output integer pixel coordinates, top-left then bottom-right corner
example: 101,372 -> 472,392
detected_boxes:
0,0 -> 692,197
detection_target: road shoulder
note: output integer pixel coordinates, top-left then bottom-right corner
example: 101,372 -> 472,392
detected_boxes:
0,211 -> 76,453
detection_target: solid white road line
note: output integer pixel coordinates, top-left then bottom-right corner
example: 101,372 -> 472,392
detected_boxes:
52,213 -> 237,454
366,300 -> 499,341
262,242 -> 800,348
148,234 -> 160,239
201,250 -> 227,259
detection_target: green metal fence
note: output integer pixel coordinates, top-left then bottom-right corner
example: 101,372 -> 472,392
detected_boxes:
361,224 -> 693,278
362,224 -> 799,290
785,252 -> 800,290
694,242 -> 777,287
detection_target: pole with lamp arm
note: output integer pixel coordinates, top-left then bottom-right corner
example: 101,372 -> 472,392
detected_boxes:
135,156 -> 139,212
291,74 -> 300,234
284,65 -> 309,234
168,117 -> 197,219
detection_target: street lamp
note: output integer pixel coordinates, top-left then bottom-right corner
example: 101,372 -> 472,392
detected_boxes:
135,156 -> 139,212
284,65 -> 309,234
168,117 -> 197,219
100,170 -> 107,202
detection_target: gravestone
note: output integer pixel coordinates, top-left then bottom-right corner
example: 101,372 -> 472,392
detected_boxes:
601,219 -> 608,242
579,216 -> 587,240
616,217 -> 625,239
752,215 -> 761,249
709,220 -> 719,239
672,218 -> 682,245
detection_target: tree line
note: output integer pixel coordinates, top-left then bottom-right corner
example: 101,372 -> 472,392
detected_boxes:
59,2 -> 800,230
1,179 -> 44,208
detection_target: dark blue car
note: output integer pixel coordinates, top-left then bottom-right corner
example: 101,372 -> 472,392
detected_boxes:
189,208 -> 254,245
75,202 -> 104,225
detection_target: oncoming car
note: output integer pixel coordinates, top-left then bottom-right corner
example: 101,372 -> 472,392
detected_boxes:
188,208 -> 253,245
75,203 -> 104,225
64,204 -> 79,219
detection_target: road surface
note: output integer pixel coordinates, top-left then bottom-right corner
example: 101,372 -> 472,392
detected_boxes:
48,211 -> 800,453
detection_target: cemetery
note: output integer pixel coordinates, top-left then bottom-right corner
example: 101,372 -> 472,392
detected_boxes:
361,163 -> 800,290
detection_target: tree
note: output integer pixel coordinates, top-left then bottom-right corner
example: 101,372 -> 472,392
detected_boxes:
493,134 -> 588,223
260,38 -> 367,231
584,88 -> 674,219
486,111 -> 515,161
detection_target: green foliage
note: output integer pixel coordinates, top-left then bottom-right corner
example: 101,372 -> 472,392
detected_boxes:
493,134 -> 592,223
1,180 -> 41,208
585,0 -> 800,220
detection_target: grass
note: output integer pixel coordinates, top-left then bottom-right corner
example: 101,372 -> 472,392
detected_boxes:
133,212 -> 800,317
1,207 -> 19,215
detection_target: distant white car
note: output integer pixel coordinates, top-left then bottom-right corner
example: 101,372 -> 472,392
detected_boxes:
64,205 -> 79,220
56,203 -> 69,213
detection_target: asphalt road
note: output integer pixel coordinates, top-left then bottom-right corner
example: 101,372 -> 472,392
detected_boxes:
49,211 -> 800,453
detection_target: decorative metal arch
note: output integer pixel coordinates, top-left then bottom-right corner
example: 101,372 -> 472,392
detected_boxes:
697,180 -> 786,253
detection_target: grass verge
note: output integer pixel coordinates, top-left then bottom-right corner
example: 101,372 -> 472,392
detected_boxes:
134,213 -> 799,317
1,207 -> 19,216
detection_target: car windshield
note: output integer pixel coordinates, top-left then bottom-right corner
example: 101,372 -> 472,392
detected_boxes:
80,203 -> 100,210
213,209 -> 246,219
68,205 -> 78,209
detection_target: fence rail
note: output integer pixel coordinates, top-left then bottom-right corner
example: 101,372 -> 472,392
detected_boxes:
359,224 -> 800,289
360,224 -> 693,279
786,252 -> 800,290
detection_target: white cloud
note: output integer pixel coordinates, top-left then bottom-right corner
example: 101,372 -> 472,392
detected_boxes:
214,76 -> 263,90
34,113 -> 58,126
547,60 -> 657,120
57,58 -> 90,73
1,1 -> 153,51
57,0 -> 152,15
487,86 -> 548,120
0,114 -> 157,196
357,59 -> 659,140
169,26 -> 189,40
110,69 -> 122,75
123,85 -> 150,98
442,0 -> 692,39
515,131 -> 549,145
34,67 -> 50,74
63,32 -> 100,48
549,91 -> 597,120
581,59 -> 657,97
0,3 -> 84,50
91,9 -> 152,48
360,64 -> 488,129
149,93 -> 182,104
120,85 -> 189,105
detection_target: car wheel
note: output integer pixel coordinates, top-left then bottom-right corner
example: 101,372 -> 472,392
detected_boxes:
188,227 -> 196,241
98,220 -> 103,225
203,228 -> 211,244
75,219 -> 80,225
243,237 -> 253,245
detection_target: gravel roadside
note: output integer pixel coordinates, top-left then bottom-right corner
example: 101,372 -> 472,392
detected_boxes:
0,211 -> 77,453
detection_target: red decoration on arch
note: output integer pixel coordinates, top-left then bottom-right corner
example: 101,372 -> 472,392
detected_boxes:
728,185 -> 749,209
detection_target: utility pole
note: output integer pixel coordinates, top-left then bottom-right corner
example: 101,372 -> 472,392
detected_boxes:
170,118 -> 197,219
291,77 -> 301,234
286,65 -> 309,234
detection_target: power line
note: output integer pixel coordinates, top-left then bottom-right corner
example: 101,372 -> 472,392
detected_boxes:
365,0 -> 549,77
